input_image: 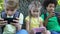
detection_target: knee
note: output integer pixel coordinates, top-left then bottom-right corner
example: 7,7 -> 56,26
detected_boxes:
16,29 -> 28,34
20,29 -> 28,32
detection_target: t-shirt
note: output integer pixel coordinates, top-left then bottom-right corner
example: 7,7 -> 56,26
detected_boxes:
25,16 -> 43,30
41,13 -> 60,31
3,13 -> 24,34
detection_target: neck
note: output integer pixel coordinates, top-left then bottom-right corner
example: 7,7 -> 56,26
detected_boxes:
7,14 -> 13,16
32,16 -> 39,18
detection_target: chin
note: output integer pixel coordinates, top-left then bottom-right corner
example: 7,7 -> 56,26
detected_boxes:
7,14 -> 13,16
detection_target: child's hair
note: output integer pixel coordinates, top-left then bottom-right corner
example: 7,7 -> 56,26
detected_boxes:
43,0 -> 57,9
4,0 -> 19,9
28,1 -> 42,16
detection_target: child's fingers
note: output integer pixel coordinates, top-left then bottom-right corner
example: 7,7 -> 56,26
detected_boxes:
16,17 -> 19,20
0,18 -> 4,21
11,23 -> 16,25
13,20 -> 19,23
0,21 -> 7,24
0,23 -> 6,26
11,23 -> 16,26
3,21 -> 7,23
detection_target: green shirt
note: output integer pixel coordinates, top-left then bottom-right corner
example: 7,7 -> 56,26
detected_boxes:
41,13 -> 60,31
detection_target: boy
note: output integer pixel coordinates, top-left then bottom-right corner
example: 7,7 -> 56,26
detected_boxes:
41,0 -> 60,34
0,0 -> 24,34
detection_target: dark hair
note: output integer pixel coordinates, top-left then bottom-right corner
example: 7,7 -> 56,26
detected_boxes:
43,0 -> 57,9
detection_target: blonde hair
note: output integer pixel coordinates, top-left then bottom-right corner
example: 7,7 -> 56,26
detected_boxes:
29,1 -> 42,10
4,0 -> 19,9
28,1 -> 42,16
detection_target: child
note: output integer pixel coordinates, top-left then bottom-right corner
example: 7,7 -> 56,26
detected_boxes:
41,0 -> 60,34
25,1 -> 50,34
0,0 -> 25,34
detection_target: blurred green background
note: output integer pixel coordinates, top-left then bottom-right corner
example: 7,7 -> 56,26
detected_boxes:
0,0 -> 4,12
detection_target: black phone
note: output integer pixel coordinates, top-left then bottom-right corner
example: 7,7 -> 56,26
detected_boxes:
4,18 -> 17,24
55,12 -> 60,16
36,32 -> 41,34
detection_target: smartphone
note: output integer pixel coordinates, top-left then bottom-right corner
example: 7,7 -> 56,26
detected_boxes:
4,18 -> 17,24
32,27 -> 45,34
55,12 -> 60,16
36,32 -> 41,34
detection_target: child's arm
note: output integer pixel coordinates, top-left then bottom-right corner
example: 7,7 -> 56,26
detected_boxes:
26,21 -> 30,31
25,16 -> 30,32
12,13 -> 24,30
39,18 -> 44,27
44,12 -> 55,26
18,13 -> 24,29
40,21 -> 43,27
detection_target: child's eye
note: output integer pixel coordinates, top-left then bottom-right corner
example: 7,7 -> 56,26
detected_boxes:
6,9 -> 14,11
6,9 -> 9,11
33,11 -> 39,12
36,11 -> 39,12
10,9 -> 14,11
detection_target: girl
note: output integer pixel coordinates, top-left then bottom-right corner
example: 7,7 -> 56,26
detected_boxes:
25,1 -> 50,34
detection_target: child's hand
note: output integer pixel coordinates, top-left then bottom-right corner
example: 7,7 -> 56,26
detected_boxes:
11,17 -> 19,27
39,27 -> 46,32
13,17 -> 19,23
47,12 -> 55,18
0,18 -> 7,26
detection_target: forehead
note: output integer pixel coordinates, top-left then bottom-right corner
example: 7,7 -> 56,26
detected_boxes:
32,7 -> 39,10
5,1 -> 17,9
5,5 -> 16,10
48,3 -> 55,6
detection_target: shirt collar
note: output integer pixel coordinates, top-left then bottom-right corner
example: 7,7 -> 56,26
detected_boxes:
7,15 -> 13,18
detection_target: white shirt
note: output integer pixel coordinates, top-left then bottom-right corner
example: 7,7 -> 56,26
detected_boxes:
7,13 -> 24,25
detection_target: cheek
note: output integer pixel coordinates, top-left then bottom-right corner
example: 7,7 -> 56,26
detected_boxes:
8,11 -> 13,13
39,12 -> 41,14
30,10 -> 33,13
47,7 -> 50,11
34,12 -> 39,15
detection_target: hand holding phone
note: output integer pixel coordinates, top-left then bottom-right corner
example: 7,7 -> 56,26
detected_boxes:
0,18 -> 7,26
4,18 -> 18,24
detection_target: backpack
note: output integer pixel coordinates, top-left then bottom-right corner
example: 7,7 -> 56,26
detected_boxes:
1,10 -> 20,34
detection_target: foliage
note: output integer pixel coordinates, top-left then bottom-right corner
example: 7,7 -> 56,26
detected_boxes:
0,0 -> 4,12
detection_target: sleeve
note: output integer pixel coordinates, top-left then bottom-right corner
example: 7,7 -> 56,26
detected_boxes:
19,13 -> 24,25
39,17 -> 44,23
25,16 -> 29,22
41,14 -> 44,21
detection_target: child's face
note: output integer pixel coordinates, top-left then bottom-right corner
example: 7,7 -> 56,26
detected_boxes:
31,7 -> 40,17
5,7 -> 16,16
46,3 -> 55,13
